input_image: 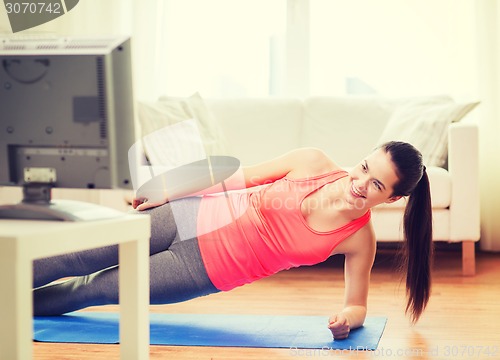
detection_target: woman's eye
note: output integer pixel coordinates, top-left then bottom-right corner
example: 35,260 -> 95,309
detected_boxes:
361,164 -> 367,172
373,181 -> 381,190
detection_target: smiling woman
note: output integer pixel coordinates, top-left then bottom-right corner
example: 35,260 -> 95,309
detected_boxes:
33,141 -> 431,340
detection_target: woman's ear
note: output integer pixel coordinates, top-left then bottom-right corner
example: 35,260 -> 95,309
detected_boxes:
385,195 -> 402,204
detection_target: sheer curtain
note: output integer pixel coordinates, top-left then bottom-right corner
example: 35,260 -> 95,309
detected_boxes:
26,0 -> 287,101
159,0 -> 286,99
3,0 -> 478,98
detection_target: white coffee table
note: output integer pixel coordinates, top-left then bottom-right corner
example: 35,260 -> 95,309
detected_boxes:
0,214 -> 151,360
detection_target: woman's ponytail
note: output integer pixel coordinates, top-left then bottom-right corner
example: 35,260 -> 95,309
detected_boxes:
379,141 -> 434,324
401,169 -> 433,324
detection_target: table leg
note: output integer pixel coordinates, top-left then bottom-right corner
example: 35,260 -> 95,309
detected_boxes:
119,237 -> 150,360
0,241 -> 32,360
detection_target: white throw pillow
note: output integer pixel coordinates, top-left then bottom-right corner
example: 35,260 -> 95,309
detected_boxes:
137,92 -> 230,166
376,98 -> 479,167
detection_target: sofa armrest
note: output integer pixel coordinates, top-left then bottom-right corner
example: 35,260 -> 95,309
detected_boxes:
448,122 -> 480,241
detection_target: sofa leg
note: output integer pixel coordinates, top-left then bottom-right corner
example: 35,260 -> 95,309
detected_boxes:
462,241 -> 476,276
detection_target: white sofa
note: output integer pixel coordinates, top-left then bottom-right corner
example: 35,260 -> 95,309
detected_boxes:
0,96 -> 480,275
204,96 -> 480,276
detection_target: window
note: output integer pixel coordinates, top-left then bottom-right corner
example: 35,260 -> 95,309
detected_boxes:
309,0 -> 478,98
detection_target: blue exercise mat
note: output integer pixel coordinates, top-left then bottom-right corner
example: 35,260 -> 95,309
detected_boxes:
33,312 -> 387,350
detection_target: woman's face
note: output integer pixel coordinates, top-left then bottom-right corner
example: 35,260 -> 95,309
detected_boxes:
345,148 -> 401,210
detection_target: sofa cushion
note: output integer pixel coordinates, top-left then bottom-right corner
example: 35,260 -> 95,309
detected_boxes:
373,166 -> 451,210
372,208 -> 450,241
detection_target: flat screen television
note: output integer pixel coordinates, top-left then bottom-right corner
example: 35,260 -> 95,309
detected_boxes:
0,36 -> 137,221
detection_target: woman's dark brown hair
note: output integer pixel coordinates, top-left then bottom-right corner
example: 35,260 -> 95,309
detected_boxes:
380,141 -> 433,324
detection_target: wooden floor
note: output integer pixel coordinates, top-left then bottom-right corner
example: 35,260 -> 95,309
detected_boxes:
33,247 -> 500,360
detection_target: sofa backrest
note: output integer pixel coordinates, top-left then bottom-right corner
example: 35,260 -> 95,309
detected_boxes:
208,96 -> 399,166
207,98 -> 303,165
301,97 -> 399,166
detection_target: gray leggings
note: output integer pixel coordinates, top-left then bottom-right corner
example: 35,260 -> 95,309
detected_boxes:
33,197 -> 219,316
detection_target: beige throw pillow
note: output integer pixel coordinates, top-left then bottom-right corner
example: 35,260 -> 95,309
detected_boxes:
377,98 -> 479,167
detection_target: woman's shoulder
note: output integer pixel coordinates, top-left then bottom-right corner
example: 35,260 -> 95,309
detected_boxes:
286,147 -> 344,179
333,219 -> 376,256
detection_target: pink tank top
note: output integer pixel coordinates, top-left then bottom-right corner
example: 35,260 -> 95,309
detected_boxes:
197,170 -> 371,291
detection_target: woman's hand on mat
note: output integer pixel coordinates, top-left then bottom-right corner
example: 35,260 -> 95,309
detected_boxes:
328,314 -> 350,340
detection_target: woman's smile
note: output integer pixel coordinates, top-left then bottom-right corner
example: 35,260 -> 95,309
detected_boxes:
350,183 -> 366,199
